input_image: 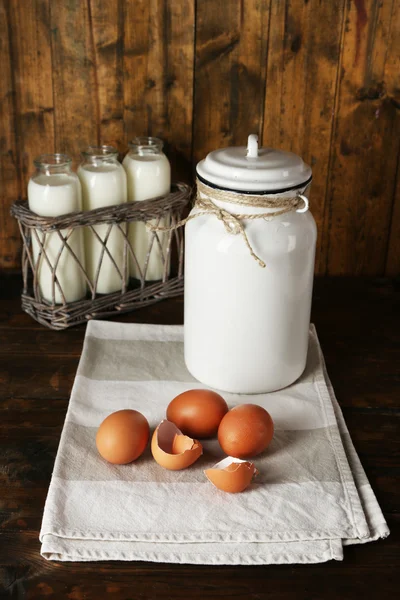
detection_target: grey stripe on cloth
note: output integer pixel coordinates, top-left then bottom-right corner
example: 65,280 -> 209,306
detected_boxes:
54,422 -> 343,484
78,335 -> 319,384
78,338 -> 196,382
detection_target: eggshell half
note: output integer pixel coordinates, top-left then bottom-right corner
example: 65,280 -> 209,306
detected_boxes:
151,420 -> 203,470
204,457 -> 258,493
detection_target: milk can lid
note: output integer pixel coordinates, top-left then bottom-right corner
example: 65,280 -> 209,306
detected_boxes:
196,134 -> 312,193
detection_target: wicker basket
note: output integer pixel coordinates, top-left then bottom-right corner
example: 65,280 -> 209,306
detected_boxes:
10,183 -> 191,330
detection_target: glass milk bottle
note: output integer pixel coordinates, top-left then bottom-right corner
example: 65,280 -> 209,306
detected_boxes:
122,137 -> 171,281
184,135 -> 317,394
78,146 -> 127,294
27,154 -> 86,304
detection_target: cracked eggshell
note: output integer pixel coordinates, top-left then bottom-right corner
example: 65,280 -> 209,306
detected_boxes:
204,456 -> 258,493
151,420 -> 203,471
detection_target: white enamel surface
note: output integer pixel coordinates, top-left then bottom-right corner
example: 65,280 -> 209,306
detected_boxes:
184,186 -> 317,394
246,134 -> 259,158
122,153 -> 171,281
28,174 -> 86,303
78,163 -> 127,294
196,140 -> 312,192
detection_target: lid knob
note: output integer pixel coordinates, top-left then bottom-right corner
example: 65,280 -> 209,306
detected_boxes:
246,134 -> 259,158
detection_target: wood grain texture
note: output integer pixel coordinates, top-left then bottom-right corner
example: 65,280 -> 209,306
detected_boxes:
1,0 -> 400,275
7,0 -> 55,187
50,0 -> 99,162
262,0 -> 346,274
384,0 -> 400,276
88,0 -> 125,153
2,0 -> 55,271
0,275 -> 399,599
0,518 -> 398,600
325,0 -> 400,275
0,1 -> 20,271
193,0 -> 269,164
123,0 -> 195,181
386,161 -> 400,276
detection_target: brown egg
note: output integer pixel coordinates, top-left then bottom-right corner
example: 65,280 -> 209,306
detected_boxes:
166,389 -> 228,438
151,420 -> 203,470
205,457 -> 258,493
96,409 -> 149,464
218,404 -> 274,458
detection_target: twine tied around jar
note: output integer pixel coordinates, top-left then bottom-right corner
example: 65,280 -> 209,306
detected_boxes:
147,178 -> 310,268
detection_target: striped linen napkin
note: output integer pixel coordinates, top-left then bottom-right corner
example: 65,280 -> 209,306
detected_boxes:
40,321 -> 389,564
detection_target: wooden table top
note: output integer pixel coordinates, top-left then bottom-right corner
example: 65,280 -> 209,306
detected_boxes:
1,275 -> 399,599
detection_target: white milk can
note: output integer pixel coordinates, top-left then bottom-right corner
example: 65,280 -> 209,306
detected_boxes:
184,134 -> 316,394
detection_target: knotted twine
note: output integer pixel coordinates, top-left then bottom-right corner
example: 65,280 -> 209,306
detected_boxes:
147,179 -> 310,268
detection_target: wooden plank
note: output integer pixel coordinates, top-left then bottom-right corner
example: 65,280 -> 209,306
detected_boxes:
386,164 -> 400,276
0,354 -> 78,400
0,432 -> 62,488
193,0 -> 269,164
88,0 -> 125,153
0,521 -> 399,596
123,0 -> 195,181
342,410 -> 400,468
7,0 -> 55,192
385,0 -> 400,276
0,487 -> 49,532
0,328 -> 85,356
1,397 -> 68,413
162,0 -> 195,181
3,0 -> 55,272
262,0 -> 346,275
325,0 -> 400,275
50,0 -> 99,162
0,1 -> 21,271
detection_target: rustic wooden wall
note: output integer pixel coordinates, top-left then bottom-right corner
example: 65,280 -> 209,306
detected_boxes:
1,0 -> 399,275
